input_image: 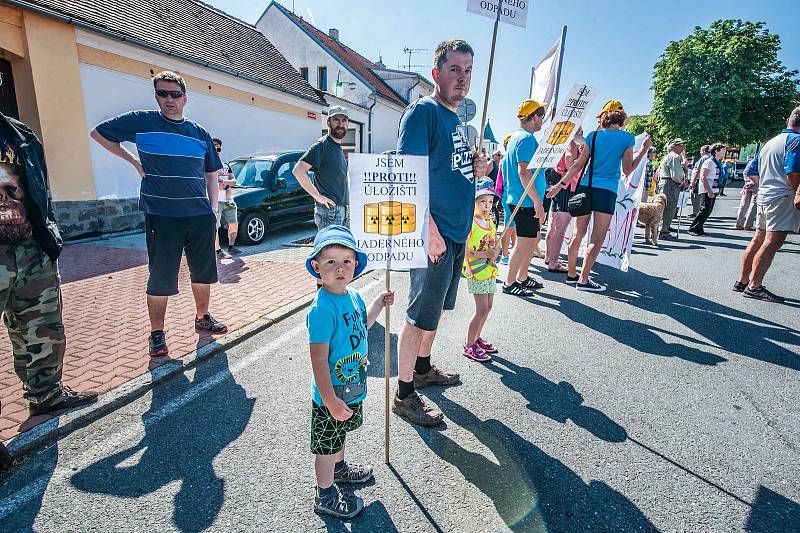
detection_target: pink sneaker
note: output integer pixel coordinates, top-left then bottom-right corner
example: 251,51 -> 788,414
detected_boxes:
463,343 -> 492,362
476,337 -> 498,354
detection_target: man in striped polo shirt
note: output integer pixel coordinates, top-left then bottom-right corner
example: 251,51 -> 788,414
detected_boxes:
91,71 -> 228,357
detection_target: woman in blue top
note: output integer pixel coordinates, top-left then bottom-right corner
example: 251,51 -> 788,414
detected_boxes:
546,100 -> 651,292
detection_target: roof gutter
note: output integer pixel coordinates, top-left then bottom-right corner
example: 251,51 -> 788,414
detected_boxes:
6,0 -> 326,107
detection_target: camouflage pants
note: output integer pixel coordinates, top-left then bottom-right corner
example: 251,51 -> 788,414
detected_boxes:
0,239 -> 64,407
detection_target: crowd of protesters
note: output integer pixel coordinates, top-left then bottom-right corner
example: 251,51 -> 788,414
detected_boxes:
0,34 -> 797,517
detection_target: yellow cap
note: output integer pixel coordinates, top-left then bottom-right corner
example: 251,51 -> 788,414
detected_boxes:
502,132 -> 513,148
596,100 -> 624,118
517,99 -> 547,119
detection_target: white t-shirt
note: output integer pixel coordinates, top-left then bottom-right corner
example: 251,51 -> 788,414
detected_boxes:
218,163 -> 233,202
701,157 -> 720,194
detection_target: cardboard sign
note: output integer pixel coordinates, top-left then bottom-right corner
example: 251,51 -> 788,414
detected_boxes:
348,154 -> 429,270
467,0 -> 529,28
528,84 -> 598,169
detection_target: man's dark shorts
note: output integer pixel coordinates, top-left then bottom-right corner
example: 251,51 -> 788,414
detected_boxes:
145,213 -> 217,296
508,204 -> 541,238
407,236 -> 465,332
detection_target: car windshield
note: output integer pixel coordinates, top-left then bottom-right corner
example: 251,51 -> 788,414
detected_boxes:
230,159 -> 274,187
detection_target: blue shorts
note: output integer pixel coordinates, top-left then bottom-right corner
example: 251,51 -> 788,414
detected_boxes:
575,185 -> 617,215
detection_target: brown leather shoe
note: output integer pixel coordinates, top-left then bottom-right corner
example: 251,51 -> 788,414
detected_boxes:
413,365 -> 460,388
392,392 -> 443,427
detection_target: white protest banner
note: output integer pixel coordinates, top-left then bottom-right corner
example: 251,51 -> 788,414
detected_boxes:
529,84 -> 599,170
348,153 -> 429,270
530,35 -> 562,108
562,133 -> 650,272
467,0 -> 529,28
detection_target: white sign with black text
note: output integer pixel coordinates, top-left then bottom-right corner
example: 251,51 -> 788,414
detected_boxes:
466,0 -> 529,28
528,84 -> 599,169
348,154 -> 429,271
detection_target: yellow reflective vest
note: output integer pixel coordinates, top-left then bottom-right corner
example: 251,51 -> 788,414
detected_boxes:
462,215 -> 498,281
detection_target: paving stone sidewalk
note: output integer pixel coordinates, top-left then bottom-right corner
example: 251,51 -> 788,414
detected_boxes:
0,232 -> 316,442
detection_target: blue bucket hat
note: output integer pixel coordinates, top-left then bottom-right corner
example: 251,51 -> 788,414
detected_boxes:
306,225 -> 368,279
475,178 -> 499,199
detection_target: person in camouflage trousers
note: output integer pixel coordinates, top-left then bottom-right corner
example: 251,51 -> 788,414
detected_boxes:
0,111 -> 97,464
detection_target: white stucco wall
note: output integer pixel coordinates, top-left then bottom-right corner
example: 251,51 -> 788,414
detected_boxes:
370,99 -> 404,154
80,64 -> 323,199
258,8 -> 374,108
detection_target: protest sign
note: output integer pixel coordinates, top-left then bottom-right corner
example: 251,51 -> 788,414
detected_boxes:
348,153 -> 429,270
562,132 -> 650,272
467,0 -> 529,28
348,152 -> 429,464
529,84 -> 599,169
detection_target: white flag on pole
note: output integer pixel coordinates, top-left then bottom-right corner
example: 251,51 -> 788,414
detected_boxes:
530,35 -> 562,110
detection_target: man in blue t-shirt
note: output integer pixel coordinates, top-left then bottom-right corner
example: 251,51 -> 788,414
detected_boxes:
91,71 -> 227,358
501,99 -> 547,297
393,39 -> 487,427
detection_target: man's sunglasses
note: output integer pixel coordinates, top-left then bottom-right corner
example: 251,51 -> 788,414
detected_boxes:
155,89 -> 184,99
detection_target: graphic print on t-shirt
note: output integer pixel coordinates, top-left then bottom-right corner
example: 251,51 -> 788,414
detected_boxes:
451,124 -> 474,182
0,139 -> 32,243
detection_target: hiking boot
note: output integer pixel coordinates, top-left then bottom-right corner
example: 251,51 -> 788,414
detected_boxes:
227,245 -> 243,255
502,281 -> 533,297
29,386 -> 98,416
743,285 -> 785,303
732,281 -> 748,293
576,278 -> 607,292
334,462 -> 373,484
313,484 -> 363,519
216,249 -> 232,259
413,365 -> 460,388
463,343 -> 492,363
476,337 -> 498,354
195,314 -> 228,334
149,330 -> 169,357
520,276 -> 544,290
392,391 -> 443,427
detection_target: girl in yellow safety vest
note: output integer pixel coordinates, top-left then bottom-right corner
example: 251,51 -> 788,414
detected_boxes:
462,179 -> 502,363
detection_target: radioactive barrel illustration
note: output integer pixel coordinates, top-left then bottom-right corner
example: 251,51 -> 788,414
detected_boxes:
546,120 -> 575,145
363,201 -> 417,235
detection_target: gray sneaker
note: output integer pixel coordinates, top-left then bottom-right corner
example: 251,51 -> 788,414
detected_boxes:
413,365 -> 460,388
392,391 -> 443,427
334,462 -> 373,484
313,484 -> 363,519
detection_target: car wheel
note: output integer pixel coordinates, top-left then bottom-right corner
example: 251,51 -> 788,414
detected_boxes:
241,211 -> 267,245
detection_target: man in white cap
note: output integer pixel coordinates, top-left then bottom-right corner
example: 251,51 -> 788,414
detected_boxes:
294,106 -> 351,229
658,138 -> 688,239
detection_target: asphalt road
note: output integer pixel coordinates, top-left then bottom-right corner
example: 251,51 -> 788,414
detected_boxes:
1,193 -> 799,532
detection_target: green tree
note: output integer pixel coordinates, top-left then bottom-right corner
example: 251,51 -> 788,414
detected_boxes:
651,20 -> 799,156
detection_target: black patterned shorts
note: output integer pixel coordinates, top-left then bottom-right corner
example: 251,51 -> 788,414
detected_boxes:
310,401 -> 363,455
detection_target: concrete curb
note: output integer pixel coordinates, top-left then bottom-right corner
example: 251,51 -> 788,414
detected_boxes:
3,290 -> 318,460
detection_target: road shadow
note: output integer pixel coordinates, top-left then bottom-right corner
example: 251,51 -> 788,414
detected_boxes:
535,292 -> 727,366
321,499 -> 400,533
601,268 -> 800,370
414,391 -> 658,532
0,442 -> 58,531
746,485 -> 800,532
486,355 -> 627,443
366,323 -> 398,378
70,351 -> 255,532
58,244 -> 148,284
217,257 -> 249,284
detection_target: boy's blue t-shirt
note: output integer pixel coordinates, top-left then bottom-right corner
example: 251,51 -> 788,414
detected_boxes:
579,129 -> 636,192
397,96 -> 475,242
502,129 -> 544,208
306,287 -> 369,406
95,110 -> 222,217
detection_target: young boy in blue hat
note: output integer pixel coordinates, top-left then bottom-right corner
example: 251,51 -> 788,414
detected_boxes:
305,225 -> 394,518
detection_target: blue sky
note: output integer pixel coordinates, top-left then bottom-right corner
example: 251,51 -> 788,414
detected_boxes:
209,0 -> 800,144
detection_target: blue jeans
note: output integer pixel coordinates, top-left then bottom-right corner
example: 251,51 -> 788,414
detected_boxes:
314,204 -> 349,229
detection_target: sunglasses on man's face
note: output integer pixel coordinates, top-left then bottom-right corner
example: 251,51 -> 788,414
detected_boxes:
155,89 -> 184,99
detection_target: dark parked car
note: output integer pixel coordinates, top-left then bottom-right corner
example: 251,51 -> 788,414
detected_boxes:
227,151 -> 315,245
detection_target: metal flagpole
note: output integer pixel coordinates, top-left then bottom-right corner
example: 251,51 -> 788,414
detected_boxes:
549,26 -> 568,121
476,0 -> 502,152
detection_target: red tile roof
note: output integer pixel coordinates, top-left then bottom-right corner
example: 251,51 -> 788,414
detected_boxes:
280,7 -> 407,107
